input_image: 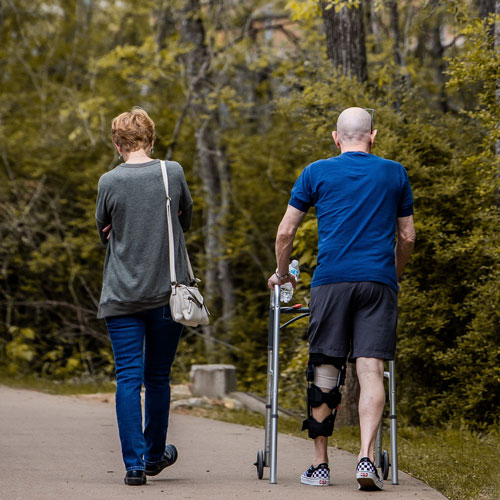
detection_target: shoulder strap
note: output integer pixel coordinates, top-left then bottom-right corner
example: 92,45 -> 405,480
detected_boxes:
160,160 -> 195,286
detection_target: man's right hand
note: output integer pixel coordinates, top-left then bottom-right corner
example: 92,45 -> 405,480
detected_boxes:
267,272 -> 296,290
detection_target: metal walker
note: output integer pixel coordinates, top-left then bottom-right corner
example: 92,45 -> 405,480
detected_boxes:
254,284 -> 399,485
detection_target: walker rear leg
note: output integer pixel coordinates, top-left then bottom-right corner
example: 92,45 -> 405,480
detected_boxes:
255,286 -> 280,480
375,364 -> 394,482
388,360 -> 398,485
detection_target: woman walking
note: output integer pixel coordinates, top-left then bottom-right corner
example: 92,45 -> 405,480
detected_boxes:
96,107 -> 193,485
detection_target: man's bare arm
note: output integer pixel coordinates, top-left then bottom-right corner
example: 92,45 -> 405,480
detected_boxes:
268,205 -> 306,289
395,215 -> 416,278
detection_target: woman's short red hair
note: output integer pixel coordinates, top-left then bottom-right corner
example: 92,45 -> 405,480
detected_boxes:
111,107 -> 155,153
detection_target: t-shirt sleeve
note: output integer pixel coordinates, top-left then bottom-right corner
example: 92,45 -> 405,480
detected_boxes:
289,167 -> 312,213
178,166 -> 193,233
96,175 -> 111,246
398,167 -> 414,217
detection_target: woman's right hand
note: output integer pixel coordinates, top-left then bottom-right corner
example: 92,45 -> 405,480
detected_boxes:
102,224 -> 112,240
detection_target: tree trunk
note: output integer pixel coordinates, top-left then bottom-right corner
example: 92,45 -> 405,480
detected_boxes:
336,363 -> 360,427
477,0 -> 495,18
155,0 -> 173,50
320,1 -> 368,82
414,1 -> 449,112
215,145 -> 236,326
388,0 -> 404,111
179,0 -> 235,354
496,1 -> 500,158
365,0 -> 381,53
431,23 -> 448,113
389,0 -> 402,66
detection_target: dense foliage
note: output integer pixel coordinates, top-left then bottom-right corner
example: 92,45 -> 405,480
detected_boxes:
0,0 -> 498,428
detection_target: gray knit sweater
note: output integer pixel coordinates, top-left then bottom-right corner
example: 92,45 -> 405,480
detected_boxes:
95,160 -> 193,319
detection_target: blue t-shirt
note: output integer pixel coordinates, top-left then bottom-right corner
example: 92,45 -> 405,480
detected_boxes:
289,152 -> 413,292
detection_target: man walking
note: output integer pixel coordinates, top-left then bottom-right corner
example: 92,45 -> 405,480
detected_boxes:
268,107 -> 415,490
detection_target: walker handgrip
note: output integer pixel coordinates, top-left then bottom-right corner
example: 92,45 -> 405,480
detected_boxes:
273,284 -> 280,305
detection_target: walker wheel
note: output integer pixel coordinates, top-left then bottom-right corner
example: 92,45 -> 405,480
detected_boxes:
254,450 -> 264,479
382,450 -> 390,480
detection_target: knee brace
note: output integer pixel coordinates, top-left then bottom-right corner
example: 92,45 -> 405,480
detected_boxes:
301,383 -> 340,438
301,361 -> 346,439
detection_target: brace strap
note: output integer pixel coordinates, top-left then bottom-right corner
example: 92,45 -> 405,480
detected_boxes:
301,414 -> 335,439
307,383 -> 342,410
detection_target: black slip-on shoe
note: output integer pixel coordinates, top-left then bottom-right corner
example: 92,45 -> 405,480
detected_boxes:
300,463 -> 331,486
124,470 -> 146,486
356,457 -> 383,491
145,444 -> 178,476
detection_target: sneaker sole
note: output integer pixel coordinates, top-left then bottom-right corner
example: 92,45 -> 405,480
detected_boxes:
301,476 -> 330,486
356,471 -> 383,491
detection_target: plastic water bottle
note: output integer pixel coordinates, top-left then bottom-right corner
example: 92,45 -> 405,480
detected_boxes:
280,260 -> 300,303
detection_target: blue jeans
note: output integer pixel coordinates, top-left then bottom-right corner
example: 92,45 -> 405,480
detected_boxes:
105,305 -> 183,471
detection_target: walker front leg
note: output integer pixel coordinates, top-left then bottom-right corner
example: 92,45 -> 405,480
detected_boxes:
264,309 -> 273,469
269,285 -> 281,484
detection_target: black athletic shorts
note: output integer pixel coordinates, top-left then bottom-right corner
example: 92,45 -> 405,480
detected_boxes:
308,281 -> 398,361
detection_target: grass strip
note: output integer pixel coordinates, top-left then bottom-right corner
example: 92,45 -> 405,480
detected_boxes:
0,371 -> 116,395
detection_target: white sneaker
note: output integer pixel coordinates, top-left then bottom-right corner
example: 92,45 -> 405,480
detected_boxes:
300,463 -> 330,486
356,457 -> 383,490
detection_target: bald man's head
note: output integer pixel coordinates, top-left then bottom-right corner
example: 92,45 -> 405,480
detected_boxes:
336,107 -> 373,145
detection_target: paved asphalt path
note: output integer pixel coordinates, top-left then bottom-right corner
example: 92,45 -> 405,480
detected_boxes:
0,385 -> 447,500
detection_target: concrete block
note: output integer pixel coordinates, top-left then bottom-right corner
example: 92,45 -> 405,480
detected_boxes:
190,364 -> 237,399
